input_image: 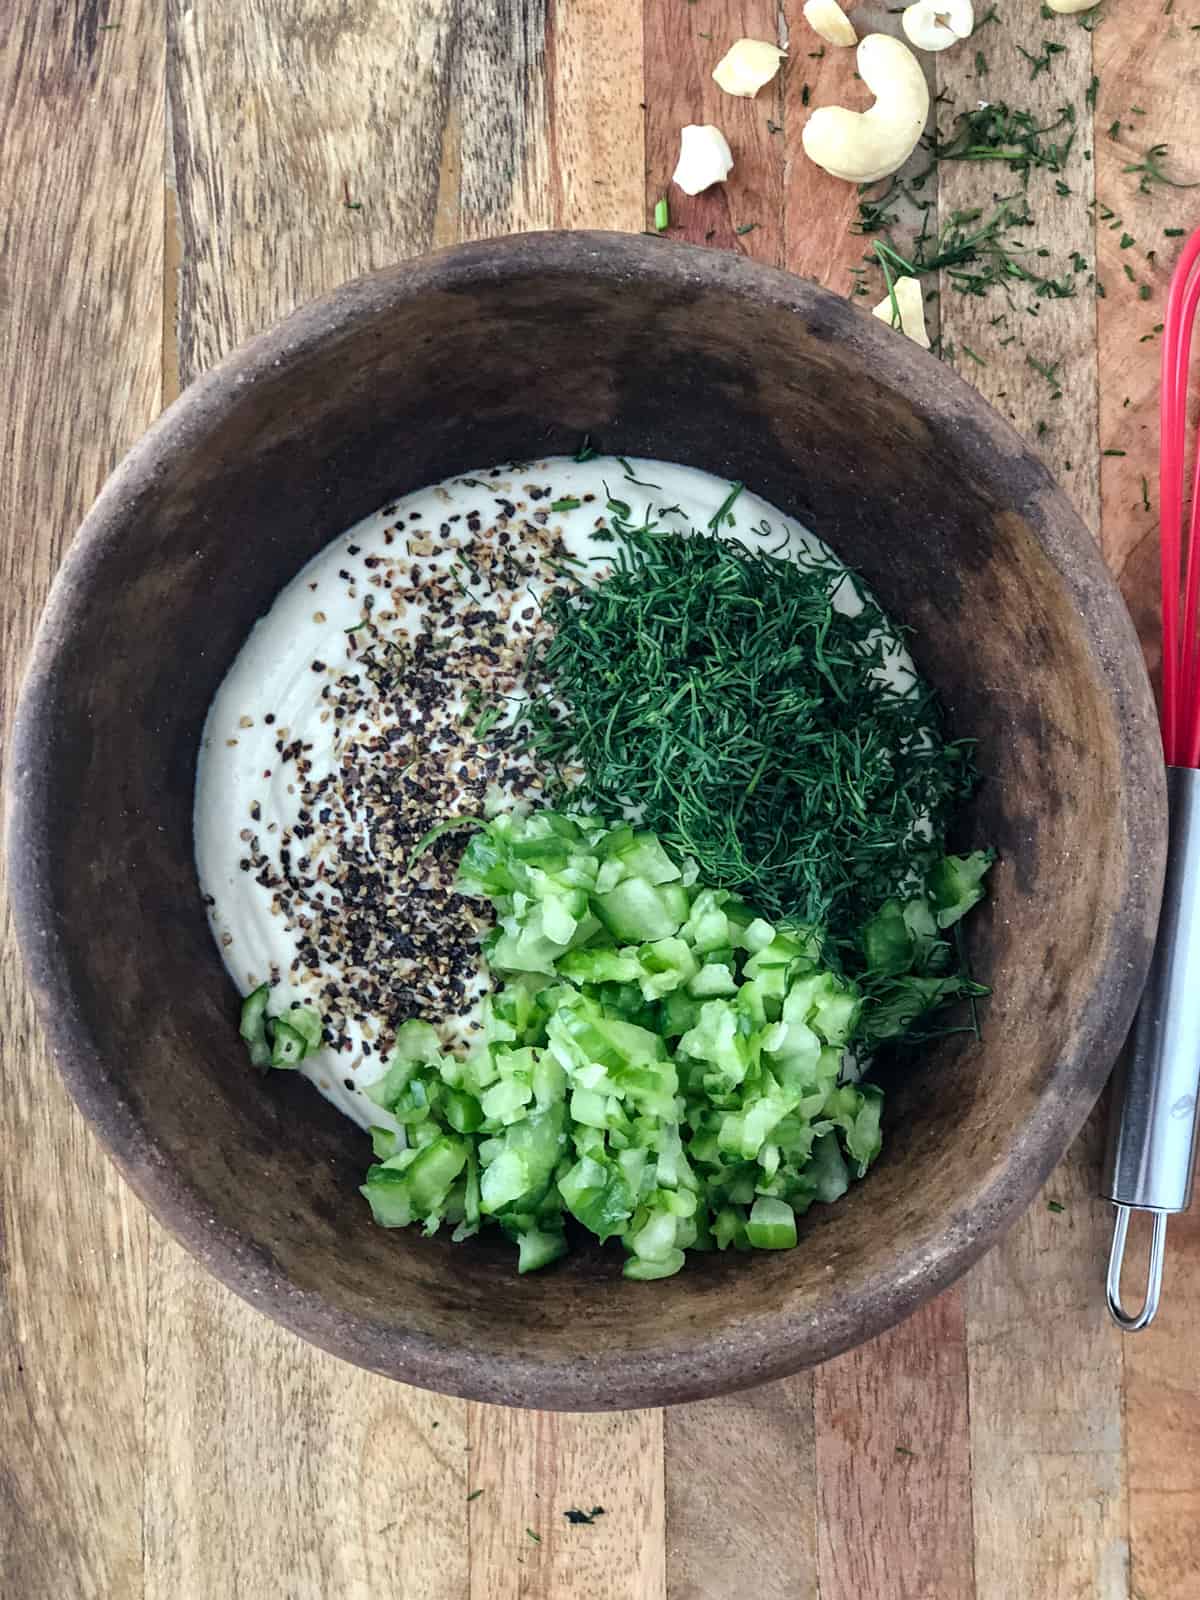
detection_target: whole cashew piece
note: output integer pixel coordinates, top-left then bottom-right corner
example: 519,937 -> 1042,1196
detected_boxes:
801,34 -> 930,184
1044,0 -> 1100,11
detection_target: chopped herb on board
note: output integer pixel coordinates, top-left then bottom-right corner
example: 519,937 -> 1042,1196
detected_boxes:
467,1489 -> 484,1503
525,1529 -> 541,1544
1142,476 -> 1152,511
736,222 -> 760,236
564,1507 -> 606,1526
1047,1199 -> 1065,1213
1124,144 -> 1200,193
550,497 -> 582,512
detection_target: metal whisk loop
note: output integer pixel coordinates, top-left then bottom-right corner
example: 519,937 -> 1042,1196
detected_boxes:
1106,1205 -> 1167,1332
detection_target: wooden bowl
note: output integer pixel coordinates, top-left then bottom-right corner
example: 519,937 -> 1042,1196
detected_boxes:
7,233 -> 1165,1410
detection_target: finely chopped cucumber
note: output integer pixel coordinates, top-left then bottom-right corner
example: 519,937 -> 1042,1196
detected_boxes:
331,808 -> 988,1277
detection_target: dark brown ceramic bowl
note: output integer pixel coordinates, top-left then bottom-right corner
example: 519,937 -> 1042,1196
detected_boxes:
7,232 -> 1165,1410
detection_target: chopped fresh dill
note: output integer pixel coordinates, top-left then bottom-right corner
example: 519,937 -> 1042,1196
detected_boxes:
617,458 -> 663,489
550,497 -> 582,512
706,481 -> 744,531
512,510 -> 977,946
1124,144 -> 1200,193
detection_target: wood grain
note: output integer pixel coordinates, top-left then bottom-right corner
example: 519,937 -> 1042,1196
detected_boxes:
814,1295 -> 974,1600
936,18 -> 1129,1600
665,1380 -> 818,1600
0,5 -> 163,1597
468,1408 -> 665,1600
1094,13 -> 1200,1600
144,1233 -> 469,1600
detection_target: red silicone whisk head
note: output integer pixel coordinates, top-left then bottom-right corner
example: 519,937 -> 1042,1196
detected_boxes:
1159,227 -> 1200,766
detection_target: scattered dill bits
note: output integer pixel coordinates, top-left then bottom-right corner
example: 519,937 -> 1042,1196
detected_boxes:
1123,263 -> 1137,282
654,198 -> 669,232
767,118 -> 784,133
550,497 -> 582,512
1047,1200 -> 1065,1213
1027,354 -> 1062,390
1139,284 -> 1152,300
1102,449 -> 1127,457
525,1529 -> 541,1544
515,513 -> 975,940
1166,227 -> 1187,237
574,436 -> 597,463
467,1489 -> 484,1503
961,345 -> 987,366
706,481 -> 744,530
1119,232 -> 1135,249
1016,39 -> 1065,80
1085,75 -> 1099,111
564,1506 -> 606,1525
1142,476 -> 1151,511
1124,144 -> 1200,194
736,223 -> 760,236
975,50 -> 988,75
801,85 -> 811,107
1108,120 -> 1122,140
895,1445 -> 917,1458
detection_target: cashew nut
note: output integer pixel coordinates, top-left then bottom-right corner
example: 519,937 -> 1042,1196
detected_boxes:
1044,0 -> 1099,11
713,38 -> 787,98
803,0 -> 858,48
902,0 -> 974,52
801,34 -> 929,184
672,125 -> 735,195
871,276 -> 930,348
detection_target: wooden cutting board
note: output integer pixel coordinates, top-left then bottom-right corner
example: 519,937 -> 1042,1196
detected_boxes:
2,2 -> 1198,1595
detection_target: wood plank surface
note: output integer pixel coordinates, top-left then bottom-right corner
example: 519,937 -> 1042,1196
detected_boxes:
0,5 -> 163,1597
1093,15 -> 1200,1600
5,0 -> 1200,1596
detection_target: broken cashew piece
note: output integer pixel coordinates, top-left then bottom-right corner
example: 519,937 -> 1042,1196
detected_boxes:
801,34 -> 929,183
672,125 -> 735,195
802,0 -> 858,49
1044,0 -> 1100,11
871,276 -> 930,348
713,39 -> 786,98
902,0 -> 974,52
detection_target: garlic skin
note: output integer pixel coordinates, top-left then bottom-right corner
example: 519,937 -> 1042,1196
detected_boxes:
902,0 -> 974,52
871,276 -> 931,348
672,125 -> 735,196
802,0 -> 858,48
712,38 -> 787,98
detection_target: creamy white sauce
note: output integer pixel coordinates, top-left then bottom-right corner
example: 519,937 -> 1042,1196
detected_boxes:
195,457 -> 917,1131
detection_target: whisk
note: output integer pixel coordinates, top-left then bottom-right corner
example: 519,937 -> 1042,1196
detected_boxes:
1103,224 -> 1200,1330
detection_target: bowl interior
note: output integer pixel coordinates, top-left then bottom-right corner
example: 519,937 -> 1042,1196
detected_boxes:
10,234 -> 1163,1408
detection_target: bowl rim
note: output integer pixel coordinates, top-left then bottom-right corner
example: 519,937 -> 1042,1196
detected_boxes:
5,229 -> 1166,1409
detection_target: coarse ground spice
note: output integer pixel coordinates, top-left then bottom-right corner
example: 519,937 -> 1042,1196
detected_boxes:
231,478 -> 590,1063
